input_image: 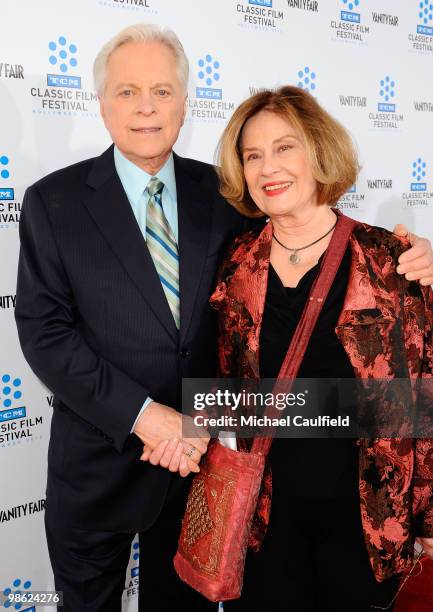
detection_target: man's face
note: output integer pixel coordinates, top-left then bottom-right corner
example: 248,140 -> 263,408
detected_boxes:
99,40 -> 187,174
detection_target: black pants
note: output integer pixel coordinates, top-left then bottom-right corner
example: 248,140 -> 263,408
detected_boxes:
45,474 -> 217,612
224,494 -> 400,612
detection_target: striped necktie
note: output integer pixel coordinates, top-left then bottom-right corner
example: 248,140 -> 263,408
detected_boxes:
145,177 -> 180,328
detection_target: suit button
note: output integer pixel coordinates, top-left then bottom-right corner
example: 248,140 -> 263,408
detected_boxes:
180,349 -> 191,358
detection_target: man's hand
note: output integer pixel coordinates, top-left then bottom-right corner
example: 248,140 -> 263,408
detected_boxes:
416,537 -> 433,560
133,402 -> 210,476
393,224 -> 433,285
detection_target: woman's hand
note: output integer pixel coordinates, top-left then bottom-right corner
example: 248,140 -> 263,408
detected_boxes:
416,537 -> 433,559
140,439 -> 200,476
393,225 -> 433,285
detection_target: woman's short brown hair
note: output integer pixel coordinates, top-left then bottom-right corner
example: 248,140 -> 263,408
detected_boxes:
217,86 -> 359,217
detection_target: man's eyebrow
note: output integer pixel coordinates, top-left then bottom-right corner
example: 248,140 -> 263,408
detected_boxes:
114,82 -> 137,90
114,81 -> 174,90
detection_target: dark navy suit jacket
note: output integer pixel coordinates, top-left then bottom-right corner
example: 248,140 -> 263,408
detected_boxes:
15,145 -> 246,532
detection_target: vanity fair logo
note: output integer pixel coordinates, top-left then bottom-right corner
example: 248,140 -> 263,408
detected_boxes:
413,100 -> 433,112
30,35 -> 98,117
286,0 -> 318,12
366,178 -> 393,190
0,500 -> 45,524
371,10 -> 399,27
0,295 -> 16,309
0,62 -> 24,80
235,0 -> 285,32
187,54 -> 235,123
338,94 -> 367,108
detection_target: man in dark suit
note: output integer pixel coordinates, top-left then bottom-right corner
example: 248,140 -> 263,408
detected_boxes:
14,23 -> 433,612
15,24 -> 240,612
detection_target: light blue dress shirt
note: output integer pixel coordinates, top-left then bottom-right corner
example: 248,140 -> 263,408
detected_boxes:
113,146 -> 179,431
114,145 -> 178,243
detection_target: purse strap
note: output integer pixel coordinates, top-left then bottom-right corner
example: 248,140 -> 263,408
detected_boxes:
251,211 -> 358,455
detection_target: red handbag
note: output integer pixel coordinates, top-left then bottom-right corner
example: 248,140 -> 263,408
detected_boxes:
174,213 -> 357,602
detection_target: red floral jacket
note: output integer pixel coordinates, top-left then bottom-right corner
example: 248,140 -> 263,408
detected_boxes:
210,213 -> 433,581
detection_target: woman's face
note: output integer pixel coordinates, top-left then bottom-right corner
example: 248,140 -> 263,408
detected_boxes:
240,110 -> 319,220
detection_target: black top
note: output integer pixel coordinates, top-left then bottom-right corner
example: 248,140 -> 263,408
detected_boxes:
259,245 -> 359,498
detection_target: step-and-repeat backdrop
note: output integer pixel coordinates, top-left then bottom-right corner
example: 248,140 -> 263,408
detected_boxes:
1,0 -> 432,609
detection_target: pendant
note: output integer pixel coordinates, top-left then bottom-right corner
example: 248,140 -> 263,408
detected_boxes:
289,251 -> 300,264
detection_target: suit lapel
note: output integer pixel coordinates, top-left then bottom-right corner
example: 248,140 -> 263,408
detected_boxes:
83,145 -> 178,342
175,154 -> 212,344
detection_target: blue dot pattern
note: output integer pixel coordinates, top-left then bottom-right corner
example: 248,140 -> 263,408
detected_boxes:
2,376 -> 22,408
297,66 -> 316,93
133,541 -> 140,561
412,158 -> 427,182
379,76 -> 395,102
48,36 -> 78,72
0,155 -> 10,180
2,579 -> 32,609
342,0 -> 360,10
197,55 -> 220,87
419,1 -> 433,24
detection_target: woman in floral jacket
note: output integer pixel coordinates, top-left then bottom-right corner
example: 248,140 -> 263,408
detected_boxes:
210,86 -> 433,611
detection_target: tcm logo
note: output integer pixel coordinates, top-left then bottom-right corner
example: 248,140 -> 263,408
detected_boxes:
196,54 -> 222,100
249,0 -> 272,5
411,158 -> 427,192
417,0 -> 433,35
47,35 -> 81,89
2,578 -> 35,611
0,156 -> 14,201
341,0 -> 360,23
0,375 -> 25,423
131,540 -> 139,579
297,66 -> 317,93
378,75 -> 395,112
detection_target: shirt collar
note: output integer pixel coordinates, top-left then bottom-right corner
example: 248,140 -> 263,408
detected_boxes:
113,146 -> 176,206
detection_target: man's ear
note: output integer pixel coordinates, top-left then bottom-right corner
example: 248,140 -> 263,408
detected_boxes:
181,94 -> 188,126
99,95 -> 105,121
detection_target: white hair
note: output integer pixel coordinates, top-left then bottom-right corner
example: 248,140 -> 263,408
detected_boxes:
93,23 -> 189,96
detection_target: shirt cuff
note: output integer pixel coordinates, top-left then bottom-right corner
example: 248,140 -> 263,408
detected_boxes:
130,397 -> 154,433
